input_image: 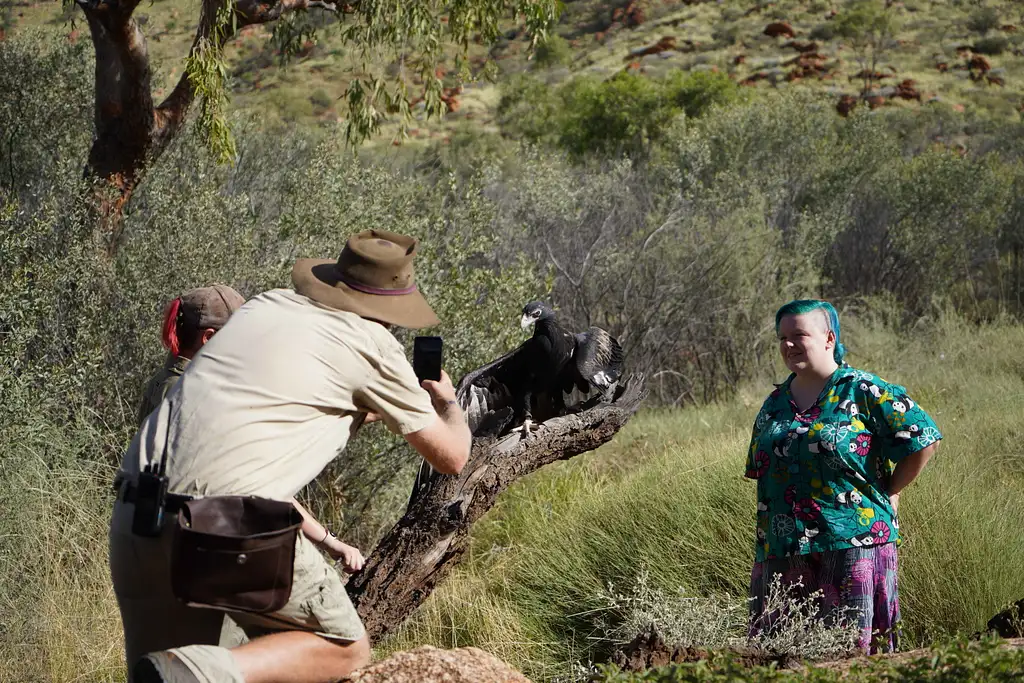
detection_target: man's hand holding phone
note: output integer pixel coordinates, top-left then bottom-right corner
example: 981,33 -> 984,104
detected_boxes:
405,336 -> 471,476
422,370 -> 457,413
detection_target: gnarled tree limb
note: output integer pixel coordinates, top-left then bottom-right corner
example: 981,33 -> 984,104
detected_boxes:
346,375 -> 648,641
76,0 -> 335,233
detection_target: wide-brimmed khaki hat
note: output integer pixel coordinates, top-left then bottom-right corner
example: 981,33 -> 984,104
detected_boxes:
291,230 -> 440,329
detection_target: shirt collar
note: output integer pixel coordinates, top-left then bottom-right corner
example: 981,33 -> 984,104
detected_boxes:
779,363 -> 851,406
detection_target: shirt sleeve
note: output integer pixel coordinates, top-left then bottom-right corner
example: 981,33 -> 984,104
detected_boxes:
354,333 -> 437,436
744,397 -> 772,480
859,376 -> 942,464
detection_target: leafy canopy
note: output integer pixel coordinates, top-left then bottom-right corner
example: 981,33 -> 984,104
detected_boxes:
186,0 -> 561,159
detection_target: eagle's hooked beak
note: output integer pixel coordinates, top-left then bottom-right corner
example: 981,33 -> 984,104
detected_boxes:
520,314 -> 535,331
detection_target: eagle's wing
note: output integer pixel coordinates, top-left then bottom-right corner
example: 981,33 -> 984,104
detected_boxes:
455,340 -> 531,436
572,327 -> 624,391
410,339 -> 537,509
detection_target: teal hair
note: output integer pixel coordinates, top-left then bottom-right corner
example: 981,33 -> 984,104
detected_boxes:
774,299 -> 846,364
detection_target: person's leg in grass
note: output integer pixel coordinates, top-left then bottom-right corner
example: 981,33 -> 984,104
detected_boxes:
135,633 -> 371,683
109,500 -> 224,682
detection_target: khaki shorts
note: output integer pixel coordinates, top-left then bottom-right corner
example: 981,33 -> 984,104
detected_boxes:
109,498 -> 365,673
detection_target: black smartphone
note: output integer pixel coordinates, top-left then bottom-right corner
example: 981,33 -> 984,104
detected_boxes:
413,336 -> 443,383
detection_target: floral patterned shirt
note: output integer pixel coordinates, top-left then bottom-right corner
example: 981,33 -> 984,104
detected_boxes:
745,365 -> 941,563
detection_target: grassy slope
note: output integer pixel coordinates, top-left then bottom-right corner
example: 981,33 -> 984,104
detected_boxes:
6,0 -> 1024,146
381,313 -> 1024,679
1,315 -> 1023,682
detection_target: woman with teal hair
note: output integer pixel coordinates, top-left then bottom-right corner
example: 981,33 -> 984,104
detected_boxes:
744,299 -> 941,653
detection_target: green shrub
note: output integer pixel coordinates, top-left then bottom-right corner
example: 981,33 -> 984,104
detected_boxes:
557,72 -> 679,157
809,22 -> 837,41
966,6 -> 1001,36
309,87 -> 333,113
565,70 -> 740,155
711,24 -> 739,47
499,70 -> 741,158
0,31 -> 92,200
533,33 -> 572,68
719,6 -> 744,23
495,74 -> 562,146
268,86 -> 315,121
973,35 -> 1008,55
826,149 -> 1013,316
662,70 -> 741,121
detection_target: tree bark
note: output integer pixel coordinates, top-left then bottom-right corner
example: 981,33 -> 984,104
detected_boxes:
76,0 -> 335,245
80,0 -> 154,192
346,375 -> 648,642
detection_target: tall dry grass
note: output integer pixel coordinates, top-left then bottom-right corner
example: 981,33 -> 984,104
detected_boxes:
0,409 -> 124,682
383,312 -> 1024,679
2,316 -> 1023,681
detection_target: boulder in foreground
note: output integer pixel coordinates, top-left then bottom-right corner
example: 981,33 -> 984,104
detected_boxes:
342,646 -> 531,683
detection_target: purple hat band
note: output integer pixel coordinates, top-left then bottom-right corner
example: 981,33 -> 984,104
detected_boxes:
338,272 -> 418,296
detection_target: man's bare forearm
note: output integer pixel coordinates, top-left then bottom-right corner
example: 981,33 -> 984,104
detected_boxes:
412,371 -> 471,474
438,399 -> 471,453
437,398 -> 465,426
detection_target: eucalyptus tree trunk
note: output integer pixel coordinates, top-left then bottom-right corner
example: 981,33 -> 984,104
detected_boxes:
76,0 -> 336,250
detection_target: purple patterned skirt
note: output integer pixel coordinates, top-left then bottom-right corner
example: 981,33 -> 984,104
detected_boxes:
748,542 -> 901,654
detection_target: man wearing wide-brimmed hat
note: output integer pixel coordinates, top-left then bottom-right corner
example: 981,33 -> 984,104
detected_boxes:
110,231 -> 471,683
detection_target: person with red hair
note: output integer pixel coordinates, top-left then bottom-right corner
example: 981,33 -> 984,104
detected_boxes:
136,284 -> 246,426
113,232 -> 470,683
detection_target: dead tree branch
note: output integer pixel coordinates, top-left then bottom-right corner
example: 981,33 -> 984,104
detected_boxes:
346,375 -> 648,641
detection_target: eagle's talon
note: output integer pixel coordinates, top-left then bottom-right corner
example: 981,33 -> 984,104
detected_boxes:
518,419 -> 540,437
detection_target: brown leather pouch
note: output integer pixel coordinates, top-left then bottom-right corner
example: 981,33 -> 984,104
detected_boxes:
170,495 -> 303,614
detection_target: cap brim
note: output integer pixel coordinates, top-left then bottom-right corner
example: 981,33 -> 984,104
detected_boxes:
292,259 -> 440,329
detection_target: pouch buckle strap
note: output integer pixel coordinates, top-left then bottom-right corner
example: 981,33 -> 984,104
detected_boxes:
119,479 -> 194,514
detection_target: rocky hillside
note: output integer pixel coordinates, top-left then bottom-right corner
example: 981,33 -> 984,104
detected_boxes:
4,0 -> 1022,143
